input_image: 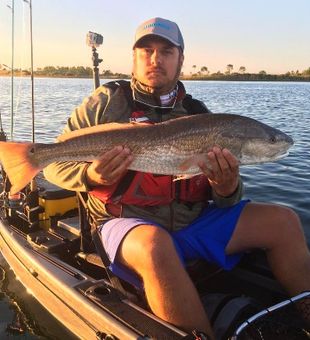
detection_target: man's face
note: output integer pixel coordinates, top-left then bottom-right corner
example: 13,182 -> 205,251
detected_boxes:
132,36 -> 184,94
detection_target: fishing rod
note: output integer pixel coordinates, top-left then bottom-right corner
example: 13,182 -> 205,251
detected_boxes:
0,1 -> 38,228
23,0 -> 35,144
1,2 -> 14,213
6,0 -> 14,140
22,0 -> 39,229
0,109 -> 7,142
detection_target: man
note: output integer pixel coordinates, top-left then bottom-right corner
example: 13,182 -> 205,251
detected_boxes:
44,17 -> 310,338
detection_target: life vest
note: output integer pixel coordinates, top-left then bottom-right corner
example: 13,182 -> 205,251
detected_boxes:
90,81 -> 212,206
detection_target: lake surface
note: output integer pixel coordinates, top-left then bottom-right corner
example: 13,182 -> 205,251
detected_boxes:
0,77 -> 309,338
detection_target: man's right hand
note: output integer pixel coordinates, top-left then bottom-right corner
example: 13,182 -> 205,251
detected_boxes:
86,146 -> 133,187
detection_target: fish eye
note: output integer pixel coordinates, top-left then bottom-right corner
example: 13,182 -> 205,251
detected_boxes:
270,136 -> 276,143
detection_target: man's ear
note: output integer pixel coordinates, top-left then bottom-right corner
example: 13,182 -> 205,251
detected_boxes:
132,49 -> 137,67
179,52 -> 184,67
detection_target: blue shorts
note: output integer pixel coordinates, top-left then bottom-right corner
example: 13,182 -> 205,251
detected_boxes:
99,200 -> 250,287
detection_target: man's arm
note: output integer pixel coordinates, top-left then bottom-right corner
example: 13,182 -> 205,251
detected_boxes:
43,87 -> 109,191
211,176 -> 244,208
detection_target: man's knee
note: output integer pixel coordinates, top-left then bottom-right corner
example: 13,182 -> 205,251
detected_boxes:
117,225 -> 176,272
275,205 -> 302,232
268,205 -> 306,248
229,203 -> 305,252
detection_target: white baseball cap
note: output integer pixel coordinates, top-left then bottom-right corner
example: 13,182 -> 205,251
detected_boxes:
133,17 -> 184,51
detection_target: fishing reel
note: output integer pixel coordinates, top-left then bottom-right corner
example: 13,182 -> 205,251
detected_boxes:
0,171 -> 24,218
0,169 -> 41,230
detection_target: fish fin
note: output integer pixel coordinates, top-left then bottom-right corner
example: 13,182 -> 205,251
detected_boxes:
0,141 -> 40,194
178,154 -> 208,171
57,122 -> 140,142
173,174 -> 196,181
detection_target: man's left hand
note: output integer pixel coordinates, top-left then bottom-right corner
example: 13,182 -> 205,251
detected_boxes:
198,146 -> 239,197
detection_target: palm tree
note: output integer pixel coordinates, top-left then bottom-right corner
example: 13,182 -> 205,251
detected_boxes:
239,66 -> 246,74
192,65 -> 197,76
201,66 -> 209,75
302,67 -> 310,76
226,64 -> 233,74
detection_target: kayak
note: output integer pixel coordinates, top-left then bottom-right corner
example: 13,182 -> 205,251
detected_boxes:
0,173 -> 309,339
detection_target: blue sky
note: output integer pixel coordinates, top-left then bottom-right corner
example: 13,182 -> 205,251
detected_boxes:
1,0 -> 309,74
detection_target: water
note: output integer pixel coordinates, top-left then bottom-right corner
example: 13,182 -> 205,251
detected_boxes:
0,77 -> 309,337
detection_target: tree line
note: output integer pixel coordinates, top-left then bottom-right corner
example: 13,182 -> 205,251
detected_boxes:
1,64 -> 309,81
0,65 -> 130,79
35,66 -> 128,79
185,64 -> 310,81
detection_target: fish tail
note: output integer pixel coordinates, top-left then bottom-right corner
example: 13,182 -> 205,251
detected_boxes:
0,141 -> 40,194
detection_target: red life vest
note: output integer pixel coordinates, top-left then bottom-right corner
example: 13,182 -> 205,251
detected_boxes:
89,81 -> 212,206
90,171 -> 212,206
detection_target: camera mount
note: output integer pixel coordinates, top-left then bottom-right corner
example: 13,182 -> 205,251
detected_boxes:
86,31 -> 103,89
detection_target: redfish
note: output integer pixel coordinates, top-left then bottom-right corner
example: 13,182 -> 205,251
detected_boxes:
0,113 -> 293,194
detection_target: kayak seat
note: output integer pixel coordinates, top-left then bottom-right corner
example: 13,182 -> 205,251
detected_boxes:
78,226 -> 225,293
75,250 -> 142,289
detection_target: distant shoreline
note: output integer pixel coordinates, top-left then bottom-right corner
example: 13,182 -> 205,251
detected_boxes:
0,71 -> 309,82
182,75 -> 310,82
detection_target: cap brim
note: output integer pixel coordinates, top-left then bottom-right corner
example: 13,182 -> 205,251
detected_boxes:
133,33 -> 181,49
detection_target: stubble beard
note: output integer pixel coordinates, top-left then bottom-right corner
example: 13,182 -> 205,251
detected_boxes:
133,55 -> 183,95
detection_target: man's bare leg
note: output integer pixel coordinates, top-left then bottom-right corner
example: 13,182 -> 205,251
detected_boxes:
116,203 -> 310,334
226,203 -> 310,303
117,225 -> 214,338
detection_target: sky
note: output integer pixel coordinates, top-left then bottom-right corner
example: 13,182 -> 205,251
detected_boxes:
0,0 -> 309,75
